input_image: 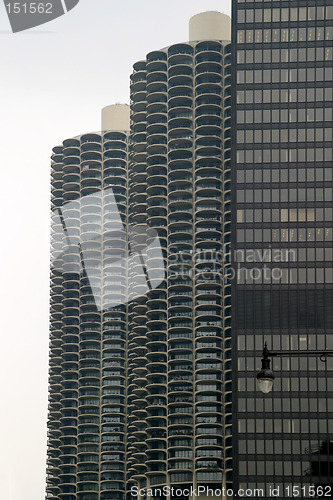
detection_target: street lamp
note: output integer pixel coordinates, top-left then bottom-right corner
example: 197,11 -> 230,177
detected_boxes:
257,343 -> 275,394
257,342 -> 333,394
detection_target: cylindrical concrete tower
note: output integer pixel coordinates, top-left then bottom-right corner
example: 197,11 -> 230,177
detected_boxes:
47,110 -> 130,500
126,11 -> 232,499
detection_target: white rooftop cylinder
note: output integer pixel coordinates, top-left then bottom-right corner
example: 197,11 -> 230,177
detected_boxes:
189,11 -> 231,42
101,104 -> 130,132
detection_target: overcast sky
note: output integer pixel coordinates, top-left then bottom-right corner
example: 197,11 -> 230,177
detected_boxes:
0,1 -> 231,498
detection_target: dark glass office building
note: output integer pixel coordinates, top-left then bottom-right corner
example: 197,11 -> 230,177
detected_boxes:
232,0 -> 333,497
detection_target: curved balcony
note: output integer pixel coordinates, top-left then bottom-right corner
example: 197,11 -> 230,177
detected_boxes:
146,80 -> 167,95
51,170 -> 63,185
168,112 -> 193,128
168,53 -> 193,67
147,88 -> 167,106
196,80 -> 222,95
168,457 -> 194,472
195,41 -> 222,54
104,142 -> 127,156
80,134 -> 101,145
63,167 -> 80,181
168,74 -> 193,90
168,177 -> 193,192
146,57 -> 168,71
62,155 -> 80,169
131,62 -> 146,78
195,50 -> 222,64
146,121 -> 167,136
63,138 -> 80,148
81,143 -> 102,154
196,106 -> 222,123
103,130 -> 127,142
131,88 -> 146,105
130,77 -> 146,95
131,101 -> 146,118
80,151 -> 102,165
147,70 -> 167,85
196,165 -> 222,180
169,63 -> 193,78
195,59 -> 222,75
146,140 -> 167,155
51,163 -> 63,174
168,93 -> 193,110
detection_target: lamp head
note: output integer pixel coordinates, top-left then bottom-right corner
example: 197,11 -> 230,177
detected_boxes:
257,353 -> 274,394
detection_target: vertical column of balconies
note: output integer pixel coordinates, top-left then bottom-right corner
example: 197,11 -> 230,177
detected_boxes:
166,43 -> 195,488
222,44 -> 233,485
76,133 -> 103,500
47,145 -> 66,500
126,60 -> 149,494
61,138 -> 83,499
100,131 -> 128,500
193,41 -> 224,486
57,137 -> 81,500
145,49 -> 169,489
192,40 -> 233,487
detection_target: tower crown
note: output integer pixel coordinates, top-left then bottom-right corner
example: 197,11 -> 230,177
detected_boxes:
189,11 -> 231,42
101,104 -> 130,132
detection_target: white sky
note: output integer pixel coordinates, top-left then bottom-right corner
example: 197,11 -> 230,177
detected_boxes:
0,1 -> 231,498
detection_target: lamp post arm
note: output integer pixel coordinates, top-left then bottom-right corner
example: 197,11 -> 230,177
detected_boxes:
263,343 -> 333,363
